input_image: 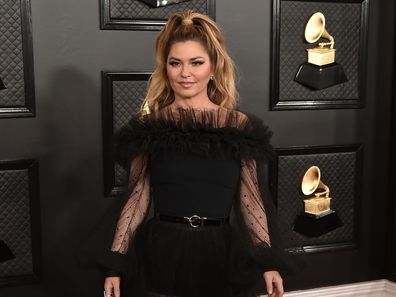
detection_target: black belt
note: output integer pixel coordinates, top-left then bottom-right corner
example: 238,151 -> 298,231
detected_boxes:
156,213 -> 229,228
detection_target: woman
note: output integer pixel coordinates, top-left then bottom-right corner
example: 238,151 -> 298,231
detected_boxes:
97,10 -> 291,297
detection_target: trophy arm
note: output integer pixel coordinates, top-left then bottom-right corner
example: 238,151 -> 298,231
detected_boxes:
318,35 -> 335,49
314,180 -> 330,198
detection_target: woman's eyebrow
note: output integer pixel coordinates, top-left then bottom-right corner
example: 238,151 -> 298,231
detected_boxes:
168,56 -> 206,61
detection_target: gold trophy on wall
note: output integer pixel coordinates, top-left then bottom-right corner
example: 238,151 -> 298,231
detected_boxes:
293,165 -> 342,237
301,165 -> 332,216
294,12 -> 348,90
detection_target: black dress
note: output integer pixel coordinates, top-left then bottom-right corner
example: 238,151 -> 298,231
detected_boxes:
79,106 -> 293,297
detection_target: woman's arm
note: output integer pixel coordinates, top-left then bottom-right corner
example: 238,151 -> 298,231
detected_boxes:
110,153 -> 151,254
104,153 -> 151,297
239,157 -> 284,296
239,157 -> 271,246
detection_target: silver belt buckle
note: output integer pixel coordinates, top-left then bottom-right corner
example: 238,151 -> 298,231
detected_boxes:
184,214 -> 208,228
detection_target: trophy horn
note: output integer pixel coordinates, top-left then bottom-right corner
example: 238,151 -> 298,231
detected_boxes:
301,166 -> 330,198
304,12 -> 334,48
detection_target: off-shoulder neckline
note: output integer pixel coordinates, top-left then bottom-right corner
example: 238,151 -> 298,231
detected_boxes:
153,105 -> 246,117
137,104 -> 248,129
115,106 -> 273,167
163,105 -> 229,113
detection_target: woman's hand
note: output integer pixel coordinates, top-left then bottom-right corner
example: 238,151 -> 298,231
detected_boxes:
263,270 -> 284,297
104,277 -> 121,297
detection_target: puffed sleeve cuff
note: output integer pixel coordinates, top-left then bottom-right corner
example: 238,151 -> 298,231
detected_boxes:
100,251 -> 128,273
105,270 -> 122,277
75,242 -> 129,277
251,244 -> 301,276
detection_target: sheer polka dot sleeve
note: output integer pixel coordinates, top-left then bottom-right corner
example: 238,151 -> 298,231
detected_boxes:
111,153 -> 151,254
239,157 -> 271,247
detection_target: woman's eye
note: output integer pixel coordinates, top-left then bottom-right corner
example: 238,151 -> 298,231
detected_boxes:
169,61 -> 180,67
192,61 -> 204,66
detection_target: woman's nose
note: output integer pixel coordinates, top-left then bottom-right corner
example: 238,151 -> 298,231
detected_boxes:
181,65 -> 191,77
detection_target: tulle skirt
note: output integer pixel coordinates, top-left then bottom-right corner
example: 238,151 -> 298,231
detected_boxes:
121,216 -> 266,297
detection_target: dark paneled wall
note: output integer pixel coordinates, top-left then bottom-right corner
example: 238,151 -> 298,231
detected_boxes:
0,0 -> 395,296
367,0 -> 395,281
387,0 -> 396,282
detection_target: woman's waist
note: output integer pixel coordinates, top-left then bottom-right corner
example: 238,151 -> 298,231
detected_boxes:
153,201 -> 232,219
144,214 -> 232,235
154,212 -> 229,228
152,192 -> 235,217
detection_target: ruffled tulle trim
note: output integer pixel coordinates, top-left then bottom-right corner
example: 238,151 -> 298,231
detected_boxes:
113,106 -> 274,169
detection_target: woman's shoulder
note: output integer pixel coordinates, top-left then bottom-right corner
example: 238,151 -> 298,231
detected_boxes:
124,105 -> 271,137
113,106 -> 274,167
134,105 -> 250,129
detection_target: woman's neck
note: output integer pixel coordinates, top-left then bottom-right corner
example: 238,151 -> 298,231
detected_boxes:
170,96 -> 220,110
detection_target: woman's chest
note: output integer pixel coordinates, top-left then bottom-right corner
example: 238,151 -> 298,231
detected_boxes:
149,150 -> 240,188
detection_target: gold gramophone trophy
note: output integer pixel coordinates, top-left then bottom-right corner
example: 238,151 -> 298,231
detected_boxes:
294,12 -> 348,90
293,166 -> 342,237
301,165 -> 332,216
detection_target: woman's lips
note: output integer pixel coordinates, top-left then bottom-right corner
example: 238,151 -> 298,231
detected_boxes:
179,82 -> 196,88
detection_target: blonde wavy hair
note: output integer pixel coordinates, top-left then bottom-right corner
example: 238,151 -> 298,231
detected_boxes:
140,10 -> 238,114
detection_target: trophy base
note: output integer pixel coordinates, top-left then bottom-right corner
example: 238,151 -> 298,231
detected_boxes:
293,210 -> 342,237
138,0 -> 190,8
0,79 -> 6,90
304,197 -> 331,215
307,48 -> 336,66
294,62 -> 348,90
0,240 -> 15,263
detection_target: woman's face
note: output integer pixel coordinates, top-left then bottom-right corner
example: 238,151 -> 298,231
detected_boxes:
166,40 -> 213,102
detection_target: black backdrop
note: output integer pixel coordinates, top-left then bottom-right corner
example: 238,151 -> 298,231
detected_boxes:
387,0 -> 396,282
0,0 -> 395,296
